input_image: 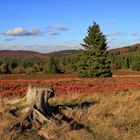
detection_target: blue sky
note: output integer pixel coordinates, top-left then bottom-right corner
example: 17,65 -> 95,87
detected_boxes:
0,0 -> 140,53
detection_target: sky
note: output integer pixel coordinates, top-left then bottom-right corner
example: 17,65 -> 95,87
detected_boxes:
0,0 -> 140,53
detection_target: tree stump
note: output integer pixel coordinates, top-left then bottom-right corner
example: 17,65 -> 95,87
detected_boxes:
10,85 -> 55,132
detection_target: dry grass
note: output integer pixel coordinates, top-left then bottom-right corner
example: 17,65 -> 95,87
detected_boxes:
113,69 -> 140,77
50,90 -> 140,140
0,90 -> 140,140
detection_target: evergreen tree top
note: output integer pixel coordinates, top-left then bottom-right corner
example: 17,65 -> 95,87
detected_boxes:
81,22 -> 108,51
78,22 -> 112,78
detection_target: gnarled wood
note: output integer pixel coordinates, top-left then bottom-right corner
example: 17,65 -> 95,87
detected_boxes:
10,85 -> 55,132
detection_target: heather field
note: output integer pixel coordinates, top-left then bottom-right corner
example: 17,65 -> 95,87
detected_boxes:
0,76 -> 140,139
0,76 -> 140,98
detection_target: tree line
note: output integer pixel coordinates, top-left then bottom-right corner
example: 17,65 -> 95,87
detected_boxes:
111,51 -> 140,71
0,56 -> 78,75
1,22 -> 139,77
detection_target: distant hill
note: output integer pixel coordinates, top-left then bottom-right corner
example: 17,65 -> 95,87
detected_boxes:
0,44 -> 139,60
0,50 -> 48,60
49,44 -> 140,56
110,44 -> 140,54
110,44 -> 140,71
48,44 -> 140,57
0,49 -> 79,60
48,50 -> 79,57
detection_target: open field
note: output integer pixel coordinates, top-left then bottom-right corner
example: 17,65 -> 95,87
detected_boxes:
0,89 -> 140,140
0,76 -> 140,139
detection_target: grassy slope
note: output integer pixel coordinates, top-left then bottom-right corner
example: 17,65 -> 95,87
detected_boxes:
0,90 -> 140,140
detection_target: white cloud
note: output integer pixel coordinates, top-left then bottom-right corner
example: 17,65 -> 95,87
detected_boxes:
130,33 -> 139,37
3,27 -> 40,36
134,38 -> 140,42
69,44 -> 79,49
47,25 -> 69,31
48,32 -> 60,36
107,32 -> 125,36
54,25 -> 69,31
4,38 -> 14,41
105,18 -> 117,23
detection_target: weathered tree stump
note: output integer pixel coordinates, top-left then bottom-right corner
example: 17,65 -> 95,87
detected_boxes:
10,85 -> 55,132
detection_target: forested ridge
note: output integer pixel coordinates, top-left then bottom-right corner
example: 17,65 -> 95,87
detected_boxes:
110,44 -> 140,71
0,44 -> 140,75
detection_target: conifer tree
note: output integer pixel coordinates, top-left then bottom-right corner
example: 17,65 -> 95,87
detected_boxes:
1,62 -> 11,74
78,22 -> 112,77
45,57 -> 58,74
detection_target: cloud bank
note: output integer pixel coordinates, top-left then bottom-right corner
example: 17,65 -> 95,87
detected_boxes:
107,32 -> 125,36
47,25 -> 69,31
1,25 -> 69,37
48,32 -> 60,36
4,38 -> 14,41
46,25 -> 69,36
3,27 -> 40,36
130,33 -> 139,37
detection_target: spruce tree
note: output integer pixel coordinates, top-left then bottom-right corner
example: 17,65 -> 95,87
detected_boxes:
45,57 -> 58,74
1,62 -> 11,74
78,22 -> 112,77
